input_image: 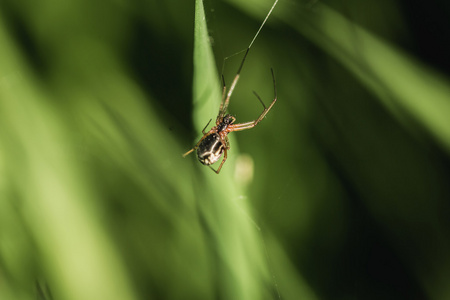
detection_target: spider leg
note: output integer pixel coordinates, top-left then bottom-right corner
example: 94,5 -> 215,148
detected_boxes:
182,132 -> 211,157
227,121 -> 257,132
224,135 -> 230,150
184,118 -> 215,157
227,69 -> 277,132
220,48 -> 250,118
218,75 -> 227,119
209,147 -> 228,174
202,119 -> 212,135
218,0 -> 278,118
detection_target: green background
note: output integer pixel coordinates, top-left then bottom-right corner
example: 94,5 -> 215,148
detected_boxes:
1,0 -> 450,299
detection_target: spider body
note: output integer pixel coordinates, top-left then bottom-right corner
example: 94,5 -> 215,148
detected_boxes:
197,114 -> 235,166
197,133 -> 225,165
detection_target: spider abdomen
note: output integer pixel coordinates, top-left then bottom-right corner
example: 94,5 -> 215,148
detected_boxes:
197,133 -> 225,165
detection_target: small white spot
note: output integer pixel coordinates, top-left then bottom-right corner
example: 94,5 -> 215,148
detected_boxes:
234,154 -> 254,185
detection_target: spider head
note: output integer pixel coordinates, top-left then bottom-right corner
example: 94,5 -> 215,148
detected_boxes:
216,114 -> 236,132
223,114 -> 236,125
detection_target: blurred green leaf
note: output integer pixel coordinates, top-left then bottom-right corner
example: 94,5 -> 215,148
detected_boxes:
2,0 -> 450,299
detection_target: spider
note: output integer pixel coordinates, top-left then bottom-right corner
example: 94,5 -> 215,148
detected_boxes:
183,48 -> 277,174
183,0 -> 279,174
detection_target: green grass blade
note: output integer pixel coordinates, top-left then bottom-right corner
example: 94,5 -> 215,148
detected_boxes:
192,0 -> 223,130
191,1 -> 273,299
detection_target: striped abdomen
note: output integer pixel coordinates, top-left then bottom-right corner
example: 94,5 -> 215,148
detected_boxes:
197,133 -> 225,165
